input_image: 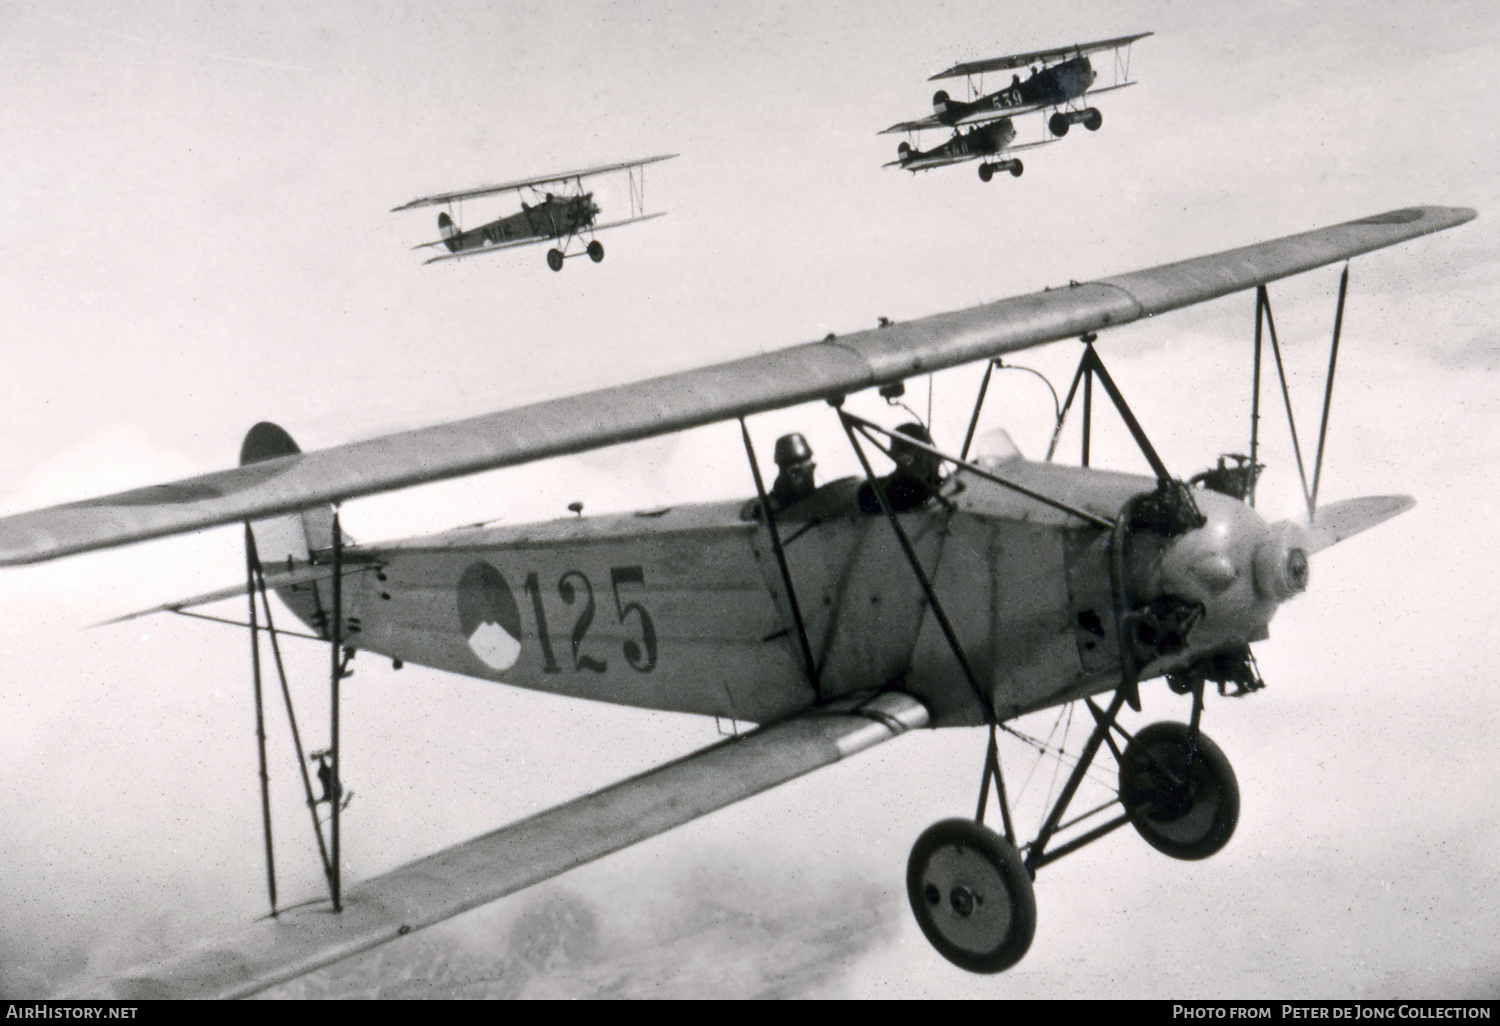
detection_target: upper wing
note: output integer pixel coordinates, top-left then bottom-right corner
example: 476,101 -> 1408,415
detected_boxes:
93,692 -> 928,999
391,155 -> 678,212
881,114 -> 945,135
0,205 -> 1473,567
421,212 -> 667,264
929,32 -> 1153,81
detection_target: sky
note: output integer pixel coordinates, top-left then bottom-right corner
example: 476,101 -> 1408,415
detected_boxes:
0,0 -> 1497,1000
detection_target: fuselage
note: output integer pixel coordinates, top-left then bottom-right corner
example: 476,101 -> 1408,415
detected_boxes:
442,193 -> 599,253
899,119 -> 1016,171
276,451 -> 1306,728
933,55 -> 1096,124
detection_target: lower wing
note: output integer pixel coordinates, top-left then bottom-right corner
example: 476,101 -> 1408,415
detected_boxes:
884,139 -> 1052,170
95,691 -> 928,999
952,81 -> 1137,128
422,212 -> 668,265
884,151 -> 976,171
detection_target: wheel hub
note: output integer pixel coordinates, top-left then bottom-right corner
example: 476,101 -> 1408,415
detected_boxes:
949,884 -> 978,916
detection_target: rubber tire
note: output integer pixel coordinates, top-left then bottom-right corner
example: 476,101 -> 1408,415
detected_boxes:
1119,722 -> 1240,860
587,240 -> 604,263
978,163 -> 994,182
1010,160 -> 1024,178
907,818 -> 1036,974
546,248 -> 564,272
1084,108 -> 1103,131
1049,112 -> 1070,137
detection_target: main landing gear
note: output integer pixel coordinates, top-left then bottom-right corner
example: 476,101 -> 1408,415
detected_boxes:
546,239 -> 606,272
908,818 -> 1036,973
905,678 -> 1245,974
1049,107 -> 1103,137
978,159 -> 1023,182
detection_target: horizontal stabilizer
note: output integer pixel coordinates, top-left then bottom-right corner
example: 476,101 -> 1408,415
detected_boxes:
0,205 -> 1473,567
97,692 -> 929,999
1306,495 -> 1416,554
93,562 -> 378,627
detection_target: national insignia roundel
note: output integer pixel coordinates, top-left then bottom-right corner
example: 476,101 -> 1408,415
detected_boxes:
457,562 -> 523,671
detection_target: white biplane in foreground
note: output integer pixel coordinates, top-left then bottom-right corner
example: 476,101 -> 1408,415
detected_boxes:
0,204 -> 1473,996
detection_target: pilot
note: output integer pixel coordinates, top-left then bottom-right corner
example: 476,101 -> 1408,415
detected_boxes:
859,422 -> 943,513
769,433 -> 817,510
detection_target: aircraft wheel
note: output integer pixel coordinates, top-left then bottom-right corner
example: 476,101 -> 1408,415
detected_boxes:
1084,107 -> 1103,131
546,248 -> 564,272
978,163 -> 994,183
1049,112 -> 1070,137
587,240 -> 604,263
1119,722 -> 1239,860
907,818 -> 1036,974
1010,160 -> 1024,178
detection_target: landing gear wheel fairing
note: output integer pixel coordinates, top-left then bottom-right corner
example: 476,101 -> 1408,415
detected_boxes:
907,818 -> 1036,973
1119,722 -> 1240,860
546,248 -> 564,272
978,163 -> 994,182
1049,112 -> 1070,137
587,239 -> 604,263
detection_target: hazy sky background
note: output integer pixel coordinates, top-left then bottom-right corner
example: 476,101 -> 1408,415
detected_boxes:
0,0 -> 1497,999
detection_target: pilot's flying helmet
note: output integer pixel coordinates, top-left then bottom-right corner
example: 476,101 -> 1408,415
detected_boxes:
773,432 -> 814,468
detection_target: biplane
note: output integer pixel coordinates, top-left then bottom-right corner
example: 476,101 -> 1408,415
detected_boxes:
1,205 -> 1472,996
882,33 -> 1150,180
885,118 -> 1043,180
391,154 -> 676,271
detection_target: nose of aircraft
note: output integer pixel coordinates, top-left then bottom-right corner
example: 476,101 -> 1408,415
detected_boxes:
1156,493 -> 1305,655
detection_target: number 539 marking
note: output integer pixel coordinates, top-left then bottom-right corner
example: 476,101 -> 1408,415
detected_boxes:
523,565 -> 658,674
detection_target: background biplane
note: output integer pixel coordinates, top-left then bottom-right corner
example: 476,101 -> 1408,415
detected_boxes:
882,33 -> 1149,179
392,155 -> 676,271
0,205 -> 1472,996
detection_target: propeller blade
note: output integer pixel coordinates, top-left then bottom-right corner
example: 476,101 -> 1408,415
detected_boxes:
1303,495 -> 1415,554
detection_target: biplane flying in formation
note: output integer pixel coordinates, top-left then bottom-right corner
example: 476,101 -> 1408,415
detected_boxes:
391,154 -> 675,271
883,33 -> 1150,180
0,203 -> 1473,996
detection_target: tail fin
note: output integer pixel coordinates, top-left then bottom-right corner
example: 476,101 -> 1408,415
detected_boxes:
241,422 -> 350,636
437,211 -> 460,252
932,89 -> 951,116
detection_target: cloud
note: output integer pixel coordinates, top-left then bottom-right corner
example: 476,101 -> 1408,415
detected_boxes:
263,850 -> 898,999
